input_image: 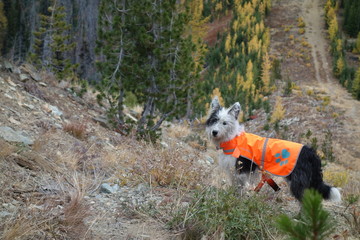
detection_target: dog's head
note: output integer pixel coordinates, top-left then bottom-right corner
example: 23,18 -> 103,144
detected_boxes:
205,97 -> 244,146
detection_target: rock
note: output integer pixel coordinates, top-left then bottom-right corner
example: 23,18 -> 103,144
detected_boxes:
205,156 -> 215,165
4,60 -> 21,74
5,77 -> 17,87
100,183 -> 119,194
160,141 -> 169,148
48,105 -> 63,118
280,117 -> 300,126
8,117 -> 21,125
0,126 -> 34,145
19,74 -> 30,82
92,116 -> 109,128
3,59 -> 13,70
22,103 -> 35,110
20,64 -> 41,81
4,93 -> 14,99
0,211 -> 11,218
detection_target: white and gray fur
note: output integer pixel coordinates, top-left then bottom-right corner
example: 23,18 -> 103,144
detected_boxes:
206,97 -> 341,202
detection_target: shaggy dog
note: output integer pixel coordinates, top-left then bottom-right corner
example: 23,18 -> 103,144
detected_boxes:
206,97 -> 341,202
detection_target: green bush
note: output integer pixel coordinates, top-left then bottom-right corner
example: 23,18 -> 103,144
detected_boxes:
169,187 -> 280,240
277,189 -> 335,240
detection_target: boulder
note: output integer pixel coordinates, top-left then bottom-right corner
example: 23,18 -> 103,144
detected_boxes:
0,126 -> 34,145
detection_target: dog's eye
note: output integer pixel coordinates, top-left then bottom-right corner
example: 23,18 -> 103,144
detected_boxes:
223,122 -> 227,125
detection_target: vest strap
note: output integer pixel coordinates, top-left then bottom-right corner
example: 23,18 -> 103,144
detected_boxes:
254,173 -> 280,192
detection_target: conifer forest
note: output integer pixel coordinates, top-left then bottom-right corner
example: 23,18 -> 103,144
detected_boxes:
0,0 -> 360,239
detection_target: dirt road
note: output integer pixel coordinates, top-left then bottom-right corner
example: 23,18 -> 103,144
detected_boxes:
268,0 -> 360,169
301,0 -> 360,169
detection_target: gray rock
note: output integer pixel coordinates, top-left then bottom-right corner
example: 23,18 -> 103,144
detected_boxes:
160,141 -> 169,148
100,183 -> 118,194
0,126 -> 34,145
3,60 -> 13,70
92,116 -> 109,128
205,156 -> 215,164
19,74 -> 30,82
20,64 -> 42,81
0,211 -> 11,218
48,105 -> 63,118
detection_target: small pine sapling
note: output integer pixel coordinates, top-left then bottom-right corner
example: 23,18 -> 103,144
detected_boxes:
277,189 -> 335,240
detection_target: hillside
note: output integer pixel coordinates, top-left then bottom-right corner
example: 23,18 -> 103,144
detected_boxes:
1,0 -> 360,239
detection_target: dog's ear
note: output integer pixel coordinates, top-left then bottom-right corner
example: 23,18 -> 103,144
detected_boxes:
210,96 -> 221,112
228,102 -> 241,119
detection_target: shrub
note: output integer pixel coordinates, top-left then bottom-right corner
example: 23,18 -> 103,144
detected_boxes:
277,189 -> 335,240
323,170 -> 349,187
63,122 -> 87,139
169,187 -> 280,240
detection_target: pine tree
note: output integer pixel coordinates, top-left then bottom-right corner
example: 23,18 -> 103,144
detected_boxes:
28,11 -> 50,66
29,0 -> 77,80
97,0 -> 199,139
344,0 -> 360,37
0,1 -> 7,53
277,189 -> 335,240
48,0 -> 77,80
354,32 -> 360,54
352,66 -> 360,100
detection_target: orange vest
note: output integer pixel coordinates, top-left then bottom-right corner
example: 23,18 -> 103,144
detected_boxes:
219,132 -> 303,177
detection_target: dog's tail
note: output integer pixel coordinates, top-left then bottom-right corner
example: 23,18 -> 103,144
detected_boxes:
307,146 -> 342,202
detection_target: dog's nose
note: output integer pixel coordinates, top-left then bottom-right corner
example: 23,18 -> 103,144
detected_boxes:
212,130 -> 218,137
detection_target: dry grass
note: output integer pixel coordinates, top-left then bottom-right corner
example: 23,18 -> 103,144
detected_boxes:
113,138 -> 210,189
60,173 -> 92,239
0,139 -> 15,158
323,169 -> 349,188
63,122 -> 87,140
166,124 -> 192,139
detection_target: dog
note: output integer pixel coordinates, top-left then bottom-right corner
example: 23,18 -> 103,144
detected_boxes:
206,96 -> 341,202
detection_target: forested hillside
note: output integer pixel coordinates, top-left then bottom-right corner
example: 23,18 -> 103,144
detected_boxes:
0,0 -> 360,239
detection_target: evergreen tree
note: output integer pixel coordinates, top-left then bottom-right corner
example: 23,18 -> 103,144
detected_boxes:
97,0 -> 199,139
28,8 -> 50,66
354,32 -> 360,53
48,0 -> 77,80
0,1 -> 7,53
277,189 -> 335,240
344,0 -> 360,37
29,0 -> 77,80
352,66 -> 360,100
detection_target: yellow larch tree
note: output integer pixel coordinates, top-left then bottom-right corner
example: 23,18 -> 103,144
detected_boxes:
244,60 -> 254,90
261,51 -> 271,93
328,17 -> 338,41
211,88 -> 225,106
225,33 -> 232,53
248,35 -> 259,54
186,0 -> 209,69
335,56 -> 344,77
270,96 -> 285,123
352,66 -> 360,98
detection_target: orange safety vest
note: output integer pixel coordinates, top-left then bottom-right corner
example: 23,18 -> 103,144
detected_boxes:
220,132 -> 303,177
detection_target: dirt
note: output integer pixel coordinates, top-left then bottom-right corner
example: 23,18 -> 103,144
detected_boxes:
204,12 -> 233,47
267,0 -> 360,170
302,0 -> 360,170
